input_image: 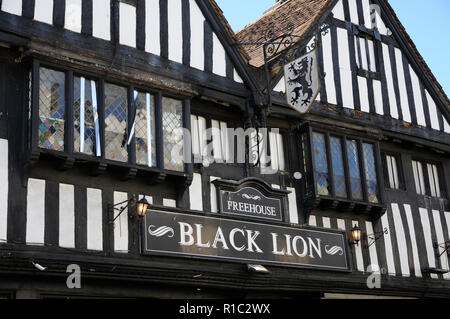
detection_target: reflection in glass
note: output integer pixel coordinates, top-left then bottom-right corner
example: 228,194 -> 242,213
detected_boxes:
330,137 -> 347,198
135,92 -> 156,167
346,140 -> 363,200
38,67 -> 65,150
162,97 -> 184,171
104,83 -> 128,162
312,132 -> 329,196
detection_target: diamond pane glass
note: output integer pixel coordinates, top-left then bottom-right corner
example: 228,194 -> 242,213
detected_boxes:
104,83 -> 128,162
330,137 -> 347,198
135,92 -> 156,167
346,140 -> 363,200
74,77 -> 97,155
312,132 -> 329,196
38,67 -> 65,150
162,97 -> 184,171
363,143 -> 378,203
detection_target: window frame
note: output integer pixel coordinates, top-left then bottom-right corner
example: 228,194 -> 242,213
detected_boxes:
382,152 -> 405,191
353,29 -> 381,81
300,124 -> 384,207
411,158 -> 446,199
29,59 -> 191,176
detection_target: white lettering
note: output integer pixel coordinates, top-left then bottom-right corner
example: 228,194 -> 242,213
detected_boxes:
178,222 -> 194,246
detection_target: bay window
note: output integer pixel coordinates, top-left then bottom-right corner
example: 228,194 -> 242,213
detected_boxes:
300,125 -> 384,214
30,61 -> 188,176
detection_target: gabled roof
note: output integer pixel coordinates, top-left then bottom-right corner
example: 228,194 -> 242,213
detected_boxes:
235,0 -> 332,68
207,0 -> 251,62
235,0 -> 449,116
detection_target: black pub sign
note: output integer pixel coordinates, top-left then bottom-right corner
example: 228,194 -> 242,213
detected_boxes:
213,178 -> 289,222
143,210 -> 350,271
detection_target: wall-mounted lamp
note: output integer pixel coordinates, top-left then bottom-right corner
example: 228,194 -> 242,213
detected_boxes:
349,224 -> 362,246
109,195 -> 150,224
433,241 -> 450,258
246,264 -> 270,274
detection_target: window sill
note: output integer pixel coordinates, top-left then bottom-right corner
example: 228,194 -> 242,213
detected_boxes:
27,148 -> 192,186
304,194 -> 386,218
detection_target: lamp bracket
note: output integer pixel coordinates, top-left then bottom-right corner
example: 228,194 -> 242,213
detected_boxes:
433,241 -> 450,258
109,195 -> 137,224
367,227 -> 390,248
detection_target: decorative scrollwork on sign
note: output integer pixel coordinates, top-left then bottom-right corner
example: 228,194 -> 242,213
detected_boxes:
241,194 -> 262,201
325,245 -> 344,256
148,225 -> 174,238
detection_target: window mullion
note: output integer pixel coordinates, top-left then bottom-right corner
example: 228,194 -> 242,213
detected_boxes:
341,136 -> 352,201
325,133 -> 335,197
373,142 -> 384,203
97,79 -> 106,160
65,70 -> 74,155
31,60 -> 40,151
127,86 -> 136,165
154,92 -> 164,170
183,98 -> 192,175
357,139 -> 368,202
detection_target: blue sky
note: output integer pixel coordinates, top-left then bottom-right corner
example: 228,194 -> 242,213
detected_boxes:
216,0 -> 450,96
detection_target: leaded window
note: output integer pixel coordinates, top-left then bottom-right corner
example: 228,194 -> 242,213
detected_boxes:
302,128 -> 382,206
104,83 -> 128,162
363,143 -> 378,203
162,97 -> 184,172
330,137 -> 346,198
312,132 -> 329,196
31,63 -> 188,175
135,91 -> 156,167
38,67 -> 65,151
346,140 -> 363,200
74,76 -> 99,155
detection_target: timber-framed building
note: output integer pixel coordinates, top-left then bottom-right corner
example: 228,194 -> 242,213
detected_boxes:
0,0 -> 449,299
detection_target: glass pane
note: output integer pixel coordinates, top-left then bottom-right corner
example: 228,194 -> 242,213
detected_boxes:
363,143 -> 378,203
74,77 -> 97,155
38,67 -> 65,150
104,83 -> 128,162
346,140 -> 363,200
330,137 -> 347,198
135,92 -> 156,167
162,97 -> 184,171
312,132 -> 329,196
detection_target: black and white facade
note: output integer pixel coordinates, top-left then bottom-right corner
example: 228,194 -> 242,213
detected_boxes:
0,0 -> 449,299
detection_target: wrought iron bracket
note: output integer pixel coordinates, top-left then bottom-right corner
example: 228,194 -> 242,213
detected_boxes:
367,227 -> 391,248
433,241 -> 450,258
108,195 -> 137,224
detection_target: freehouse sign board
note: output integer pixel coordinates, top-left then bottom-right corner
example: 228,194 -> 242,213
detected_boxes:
143,209 -> 350,271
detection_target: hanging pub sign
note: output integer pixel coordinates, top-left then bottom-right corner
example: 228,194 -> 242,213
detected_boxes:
284,49 -> 320,114
212,178 -> 289,222
142,210 -> 350,272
